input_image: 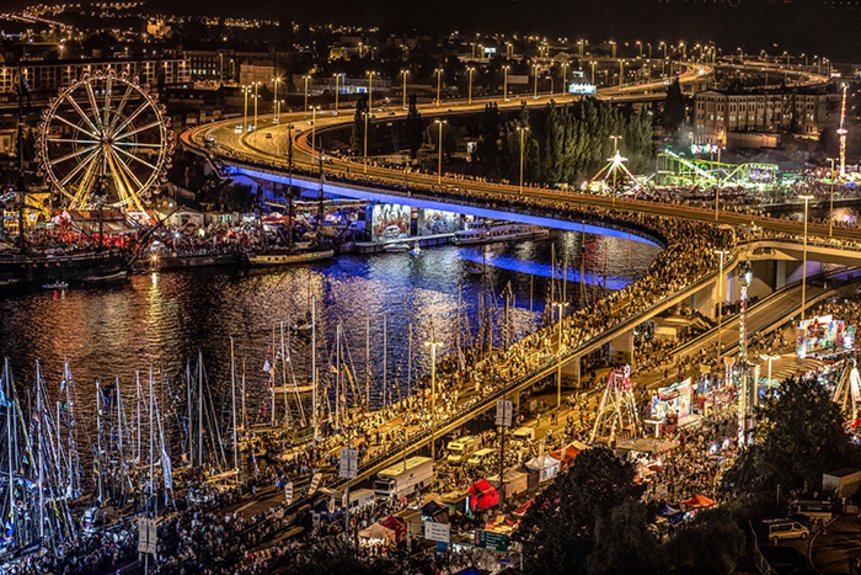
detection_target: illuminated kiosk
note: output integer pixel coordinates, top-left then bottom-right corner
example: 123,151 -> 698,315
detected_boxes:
590,366 -> 641,444
655,150 -> 778,189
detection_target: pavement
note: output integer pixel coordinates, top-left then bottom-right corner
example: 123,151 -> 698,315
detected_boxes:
811,514 -> 861,574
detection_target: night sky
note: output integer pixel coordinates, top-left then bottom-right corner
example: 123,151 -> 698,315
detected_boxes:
163,0 -> 859,60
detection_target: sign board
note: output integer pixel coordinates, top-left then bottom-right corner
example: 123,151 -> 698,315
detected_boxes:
495,399 -> 513,427
308,472 -> 323,497
424,521 -> 451,543
339,448 -> 358,479
567,83 -> 597,95
284,481 -> 294,504
137,518 -> 157,555
475,529 -> 510,552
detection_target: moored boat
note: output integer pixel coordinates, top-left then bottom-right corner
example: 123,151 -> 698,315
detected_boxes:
246,248 -> 335,267
452,221 -> 550,246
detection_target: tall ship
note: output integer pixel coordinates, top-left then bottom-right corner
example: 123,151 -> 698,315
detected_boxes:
452,220 -> 550,246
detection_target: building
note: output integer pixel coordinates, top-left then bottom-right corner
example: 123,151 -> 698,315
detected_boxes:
693,87 -> 837,146
0,57 -> 191,106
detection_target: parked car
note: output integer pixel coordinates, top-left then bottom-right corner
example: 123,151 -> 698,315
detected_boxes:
763,519 -> 809,545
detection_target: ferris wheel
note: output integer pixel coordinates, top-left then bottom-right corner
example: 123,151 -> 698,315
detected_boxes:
37,69 -> 173,211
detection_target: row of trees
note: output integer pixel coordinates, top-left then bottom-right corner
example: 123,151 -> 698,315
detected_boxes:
473,98 -> 654,186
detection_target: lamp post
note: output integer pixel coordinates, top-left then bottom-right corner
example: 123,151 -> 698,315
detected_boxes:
401,69 -> 409,109
272,76 -> 280,121
760,354 -> 781,389
253,81 -> 259,129
533,63 -> 540,98
828,157 -> 836,238
518,126 -> 529,195
610,40 -> 617,59
799,194 -> 814,323
467,67 -> 475,105
426,335 -> 443,460
552,301 -> 569,408
303,74 -> 310,116
502,65 -> 510,101
435,68 -> 443,107
714,249 -> 730,363
333,73 -> 343,115
435,119 -> 446,184
363,112 -> 370,174
310,105 -> 319,152
590,61 -> 597,85
560,62 -> 569,95
618,59 -> 625,89
636,40 -> 643,58
366,71 -> 377,111
242,85 -> 249,133
609,135 -> 622,199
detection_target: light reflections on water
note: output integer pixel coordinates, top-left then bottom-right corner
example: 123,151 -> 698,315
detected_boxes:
0,231 -> 660,420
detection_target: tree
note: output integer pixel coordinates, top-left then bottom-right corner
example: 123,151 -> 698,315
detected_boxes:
404,94 -> 424,160
585,499 -> 664,575
351,94 -> 369,152
723,375 -> 853,497
664,508 -> 745,575
662,78 -> 686,141
515,447 -> 645,575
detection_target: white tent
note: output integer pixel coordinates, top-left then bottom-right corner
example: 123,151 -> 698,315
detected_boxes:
358,521 -> 398,546
526,454 -> 560,482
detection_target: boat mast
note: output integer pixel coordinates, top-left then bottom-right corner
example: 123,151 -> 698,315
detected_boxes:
311,295 -> 318,442
230,336 -> 238,474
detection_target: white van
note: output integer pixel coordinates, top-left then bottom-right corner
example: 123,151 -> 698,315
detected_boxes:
764,519 -> 809,545
512,426 -> 535,444
447,435 -> 479,465
467,448 -> 495,468
343,488 -> 375,511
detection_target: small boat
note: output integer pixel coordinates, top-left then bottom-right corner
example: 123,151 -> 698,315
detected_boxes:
247,249 -> 335,267
409,242 -> 422,257
42,281 -> 69,290
453,221 -> 550,246
383,242 -> 411,253
82,270 -> 128,285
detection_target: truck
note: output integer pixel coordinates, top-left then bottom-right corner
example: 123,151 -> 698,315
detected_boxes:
374,456 -> 434,499
446,435 -> 479,466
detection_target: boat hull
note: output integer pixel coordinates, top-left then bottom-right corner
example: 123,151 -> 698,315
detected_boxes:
247,249 -> 334,267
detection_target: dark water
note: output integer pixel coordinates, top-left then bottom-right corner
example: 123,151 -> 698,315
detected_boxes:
0,230 -> 660,425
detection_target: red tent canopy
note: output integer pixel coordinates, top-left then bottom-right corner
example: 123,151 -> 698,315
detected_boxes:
379,515 -> 407,542
680,495 -> 717,508
550,444 -> 583,468
468,479 -> 500,511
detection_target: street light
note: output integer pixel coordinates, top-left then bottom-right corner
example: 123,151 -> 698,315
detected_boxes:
253,81 -> 260,128
590,61 -> 597,85
467,67 -> 475,105
363,111 -> 370,174
502,65 -> 510,101
560,62 -> 569,96
425,334 -> 443,460
610,40 -> 617,59
760,353 -> 781,389
272,76 -> 281,121
310,105 -> 320,151
618,59 -> 625,89
799,194 -> 814,323
333,73 -> 344,115
435,68 -> 444,107
400,69 -> 409,109
552,301 -> 569,408
366,71 -> 377,111
533,63 -> 540,98
303,74 -> 311,116
517,126 -> 529,194
827,157 -> 837,238
242,85 -> 249,133
714,249 -> 730,363
435,119 -> 447,184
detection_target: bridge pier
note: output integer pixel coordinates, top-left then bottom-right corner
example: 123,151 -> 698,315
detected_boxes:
561,355 -> 581,388
609,330 -> 634,366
